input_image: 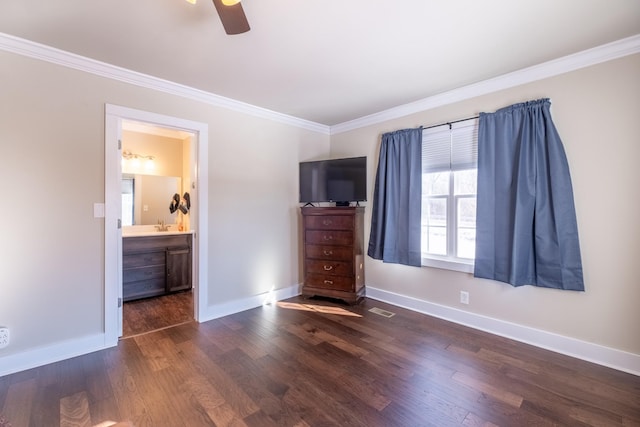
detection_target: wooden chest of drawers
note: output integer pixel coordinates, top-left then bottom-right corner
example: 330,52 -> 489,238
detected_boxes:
301,207 -> 365,304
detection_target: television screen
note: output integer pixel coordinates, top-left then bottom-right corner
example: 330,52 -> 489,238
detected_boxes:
299,156 -> 366,205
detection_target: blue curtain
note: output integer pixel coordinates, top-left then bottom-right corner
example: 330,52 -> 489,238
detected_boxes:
368,127 -> 423,267
474,99 -> 584,291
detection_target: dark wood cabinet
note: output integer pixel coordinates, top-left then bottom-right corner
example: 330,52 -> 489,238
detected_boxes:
167,247 -> 192,293
123,233 -> 192,301
301,207 -> 365,304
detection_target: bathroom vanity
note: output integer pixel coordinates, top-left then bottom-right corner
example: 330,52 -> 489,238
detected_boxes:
122,232 -> 192,301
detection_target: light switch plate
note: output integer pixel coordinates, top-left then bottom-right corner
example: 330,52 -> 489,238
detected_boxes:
93,203 -> 105,218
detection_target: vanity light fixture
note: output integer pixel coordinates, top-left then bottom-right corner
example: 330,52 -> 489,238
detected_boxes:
122,150 -> 154,161
122,150 -> 155,171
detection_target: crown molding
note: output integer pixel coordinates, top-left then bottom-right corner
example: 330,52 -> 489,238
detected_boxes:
0,32 -> 330,135
331,34 -> 640,135
2,31 -> 638,137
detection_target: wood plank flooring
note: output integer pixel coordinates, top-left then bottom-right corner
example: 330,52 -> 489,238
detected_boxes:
122,291 -> 193,338
1,296 -> 638,426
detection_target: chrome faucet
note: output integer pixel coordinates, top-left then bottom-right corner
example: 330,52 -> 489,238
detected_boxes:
155,219 -> 169,232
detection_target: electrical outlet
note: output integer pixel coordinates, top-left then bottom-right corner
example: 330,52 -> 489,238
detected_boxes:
0,327 -> 9,349
460,291 -> 469,305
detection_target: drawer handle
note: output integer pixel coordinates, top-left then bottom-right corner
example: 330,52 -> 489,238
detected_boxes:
323,250 -> 333,256
324,265 -> 333,271
322,219 -> 333,225
324,280 -> 334,285
323,235 -> 333,241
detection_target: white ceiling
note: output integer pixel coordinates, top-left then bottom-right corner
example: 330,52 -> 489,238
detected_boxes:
1,0 -> 639,126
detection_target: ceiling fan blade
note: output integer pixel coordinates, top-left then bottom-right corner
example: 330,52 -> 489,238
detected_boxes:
211,0 -> 250,35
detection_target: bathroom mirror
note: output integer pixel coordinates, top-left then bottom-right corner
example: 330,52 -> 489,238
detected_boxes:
122,174 -> 182,226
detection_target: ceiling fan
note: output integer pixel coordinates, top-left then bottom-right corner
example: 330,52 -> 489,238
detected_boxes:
186,0 -> 250,35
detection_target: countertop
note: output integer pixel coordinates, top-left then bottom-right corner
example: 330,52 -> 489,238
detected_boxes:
122,230 -> 194,238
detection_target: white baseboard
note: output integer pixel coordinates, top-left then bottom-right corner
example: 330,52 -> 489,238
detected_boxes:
4,284 -> 636,378
200,284 -> 301,323
365,286 -> 640,377
0,285 -> 301,378
0,333 -> 110,377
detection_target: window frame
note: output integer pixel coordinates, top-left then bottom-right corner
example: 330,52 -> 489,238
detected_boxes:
421,118 -> 478,273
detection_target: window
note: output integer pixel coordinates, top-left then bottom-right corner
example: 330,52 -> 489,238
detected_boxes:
122,176 -> 135,226
421,118 -> 478,272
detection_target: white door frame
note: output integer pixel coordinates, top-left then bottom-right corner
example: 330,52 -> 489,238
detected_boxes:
104,104 -> 209,345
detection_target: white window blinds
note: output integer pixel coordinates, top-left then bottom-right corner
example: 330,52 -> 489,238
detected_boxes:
422,118 -> 479,173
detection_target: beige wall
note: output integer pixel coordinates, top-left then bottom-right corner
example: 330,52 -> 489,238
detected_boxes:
330,53 -> 640,355
0,51 -> 329,356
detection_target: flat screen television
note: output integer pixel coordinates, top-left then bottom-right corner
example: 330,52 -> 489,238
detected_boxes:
299,156 -> 367,206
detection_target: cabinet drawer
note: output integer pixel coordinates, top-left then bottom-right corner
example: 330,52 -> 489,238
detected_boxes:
123,251 -> 165,268
306,259 -> 353,276
123,234 -> 192,253
123,265 -> 165,283
306,230 -> 353,246
123,278 -> 165,301
304,215 -> 354,230
305,273 -> 354,292
305,245 -> 352,261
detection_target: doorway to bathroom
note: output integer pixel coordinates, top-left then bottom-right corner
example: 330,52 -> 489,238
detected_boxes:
120,120 -> 194,337
104,105 -> 209,343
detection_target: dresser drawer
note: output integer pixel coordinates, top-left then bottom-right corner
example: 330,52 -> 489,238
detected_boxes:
304,215 -> 354,230
123,278 -> 166,301
306,230 -> 353,246
305,245 -> 352,261
306,259 -> 353,276
123,265 -> 166,283
305,274 -> 354,292
123,251 -> 165,269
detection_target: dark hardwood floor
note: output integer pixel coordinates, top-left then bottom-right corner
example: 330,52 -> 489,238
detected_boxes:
1,296 -> 638,426
122,290 -> 193,338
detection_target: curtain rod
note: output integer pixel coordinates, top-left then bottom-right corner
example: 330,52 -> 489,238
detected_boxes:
423,115 -> 479,130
